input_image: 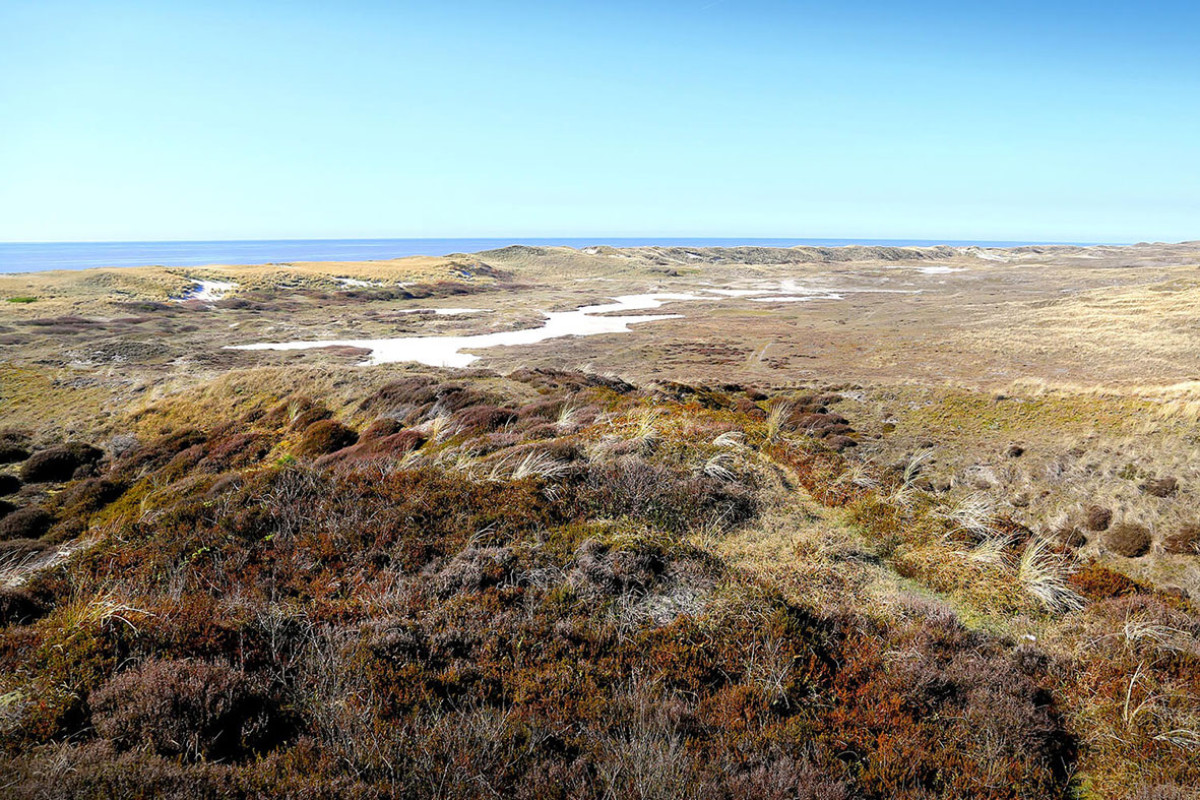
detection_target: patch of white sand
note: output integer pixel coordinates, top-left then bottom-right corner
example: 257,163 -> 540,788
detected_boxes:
227,293 -> 703,368
917,266 -> 967,275
225,284 -> 890,368
175,279 -> 236,302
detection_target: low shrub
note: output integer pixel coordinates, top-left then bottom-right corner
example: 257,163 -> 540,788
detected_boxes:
434,546 -> 517,596
1068,563 -> 1145,600
1140,477 -> 1179,498
1162,524 -> 1200,555
453,404 -> 519,432
359,417 -> 404,441
115,429 -> 206,476
20,443 -> 104,483
0,588 -> 46,626
52,477 -> 128,518
0,507 -> 55,540
0,474 -> 21,496
575,456 -> 756,534
0,443 -> 30,464
1082,505 -> 1113,532
1104,522 -> 1152,558
295,420 -> 358,457
90,659 -> 280,763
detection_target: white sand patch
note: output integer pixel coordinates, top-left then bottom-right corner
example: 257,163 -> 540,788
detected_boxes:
225,284 -> 897,369
917,266 -> 967,275
228,293 -> 704,368
175,279 -> 236,302
337,277 -> 381,287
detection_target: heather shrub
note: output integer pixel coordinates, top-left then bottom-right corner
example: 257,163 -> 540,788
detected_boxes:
0,506 -> 54,540
20,443 -> 104,483
453,404 -> 519,432
1082,504 -> 1113,532
199,433 -> 275,472
90,659 -> 279,762
295,420 -> 358,457
288,407 -> 332,431
0,473 -> 22,495
1068,563 -> 1145,600
0,588 -> 46,626
1104,522 -> 1152,557
0,442 -> 29,464
359,417 -> 404,441
115,428 -> 207,476
434,546 -> 517,596
576,456 -> 756,533
52,477 -> 128,518
1140,476 -> 1179,497
1162,524 -> 1200,555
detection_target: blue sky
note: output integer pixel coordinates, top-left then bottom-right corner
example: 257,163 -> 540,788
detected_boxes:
1,0 -> 1197,243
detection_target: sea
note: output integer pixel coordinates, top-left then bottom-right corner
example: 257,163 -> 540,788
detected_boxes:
0,237 -> 1092,274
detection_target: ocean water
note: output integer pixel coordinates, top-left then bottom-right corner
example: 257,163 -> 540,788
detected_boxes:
0,237 -> 1086,274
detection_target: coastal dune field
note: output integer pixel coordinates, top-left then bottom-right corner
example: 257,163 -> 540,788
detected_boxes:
2,243 -> 1200,798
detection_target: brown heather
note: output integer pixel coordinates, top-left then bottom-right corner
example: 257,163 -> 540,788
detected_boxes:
0,369 -> 1194,800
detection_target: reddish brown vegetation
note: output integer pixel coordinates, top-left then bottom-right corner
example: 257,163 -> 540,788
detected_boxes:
0,371 -> 1193,799
1162,524 -> 1200,555
90,659 -> 281,763
295,420 -> 358,457
0,506 -> 54,540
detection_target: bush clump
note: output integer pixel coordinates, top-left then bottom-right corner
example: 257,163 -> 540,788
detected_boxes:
453,404 -> 519,432
0,474 -> 22,495
0,588 -> 46,626
0,507 -> 55,540
1140,477 -> 1179,497
1104,522 -> 1152,558
90,659 -> 278,763
0,442 -> 29,464
1162,524 -> 1200,555
1082,505 -> 1113,532
295,420 -> 358,457
20,443 -> 104,483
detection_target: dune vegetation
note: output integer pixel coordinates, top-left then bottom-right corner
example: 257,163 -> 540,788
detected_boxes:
0,365 -> 1195,800
2,244 -> 1199,798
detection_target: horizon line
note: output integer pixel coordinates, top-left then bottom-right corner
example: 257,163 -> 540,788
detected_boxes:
0,235 -> 1144,247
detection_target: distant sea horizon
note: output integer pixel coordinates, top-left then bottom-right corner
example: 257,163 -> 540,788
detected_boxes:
0,237 -> 1111,274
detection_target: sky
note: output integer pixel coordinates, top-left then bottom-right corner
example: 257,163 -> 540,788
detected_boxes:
1,0 -> 1197,243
